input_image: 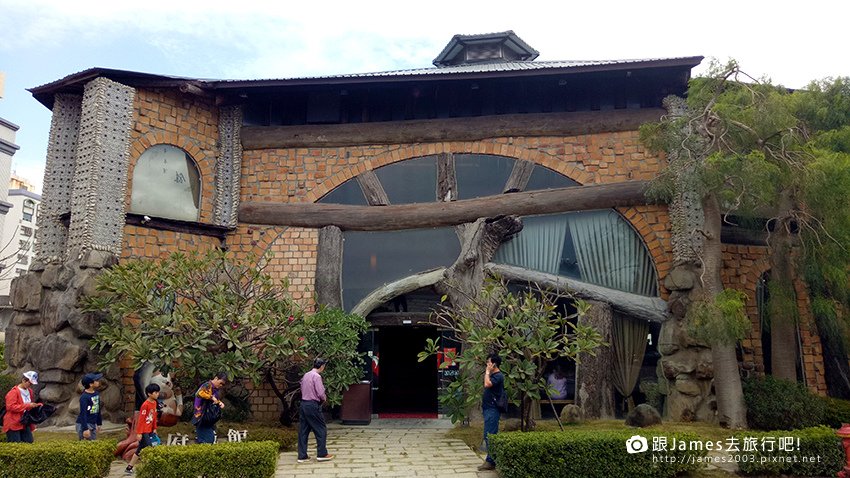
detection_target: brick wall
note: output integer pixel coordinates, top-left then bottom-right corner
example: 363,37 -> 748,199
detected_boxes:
126,89 -> 219,223
721,244 -> 827,395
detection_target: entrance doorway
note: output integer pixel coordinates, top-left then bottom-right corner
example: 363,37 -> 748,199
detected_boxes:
374,326 -> 439,415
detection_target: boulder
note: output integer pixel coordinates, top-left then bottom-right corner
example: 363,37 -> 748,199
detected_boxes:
13,311 -> 40,326
29,334 -> 87,372
10,273 -> 42,311
625,404 -> 662,427
673,377 -> 703,396
559,404 -> 582,424
38,369 -> 80,384
663,267 -> 695,291
40,290 -> 76,334
4,325 -> 43,368
100,380 -> 124,413
80,250 -> 118,270
40,263 -> 75,291
39,383 -> 73,403
69,310 -> 102,338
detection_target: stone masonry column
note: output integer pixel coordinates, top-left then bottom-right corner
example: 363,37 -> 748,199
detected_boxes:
34,93 -> 82,264
5,77 -> 136,426
576,300 -> 615,419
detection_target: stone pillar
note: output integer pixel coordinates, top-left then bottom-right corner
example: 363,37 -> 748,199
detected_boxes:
213,104 -> 243,227
35,94 -> 82,264
66,77 -> 135,257
658,264 -> 716,422
576,300 -> 615,419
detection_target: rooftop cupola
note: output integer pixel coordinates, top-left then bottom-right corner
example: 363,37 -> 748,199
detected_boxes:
432,30 -> 539,68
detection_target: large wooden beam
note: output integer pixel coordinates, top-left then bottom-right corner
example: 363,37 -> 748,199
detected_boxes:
351,268 -> 446,317
486,263 -> 669,322
240,180 -> 652,231
315,225 -> 344,308
241,109 -> 665,149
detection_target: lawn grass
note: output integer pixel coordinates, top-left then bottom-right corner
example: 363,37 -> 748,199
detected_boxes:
448,418 -> 741,477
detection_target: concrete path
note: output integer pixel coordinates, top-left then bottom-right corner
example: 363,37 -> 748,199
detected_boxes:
109,419 -> 498,478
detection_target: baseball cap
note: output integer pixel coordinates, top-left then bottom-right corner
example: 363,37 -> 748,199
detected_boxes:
82,372 -> 104,388
22,371 -> 38,384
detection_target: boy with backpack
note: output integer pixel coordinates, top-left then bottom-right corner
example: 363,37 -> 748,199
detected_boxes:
124,383 -> 160,475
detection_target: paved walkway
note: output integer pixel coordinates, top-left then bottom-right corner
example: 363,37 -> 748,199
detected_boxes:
108,419 -> 498,478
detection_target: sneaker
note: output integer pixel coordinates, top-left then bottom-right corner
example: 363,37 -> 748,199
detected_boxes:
296,456 -> 311,463
317,454 -> 334,462
124,467 -> 135,475
477,461 -> 496,471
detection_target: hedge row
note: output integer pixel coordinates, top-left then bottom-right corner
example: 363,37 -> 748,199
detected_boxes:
489,430 -> 705,478
136,441 -> 279,478
735,426 -> 844,476
0,440 -> 116,478
243,426 -> 298,451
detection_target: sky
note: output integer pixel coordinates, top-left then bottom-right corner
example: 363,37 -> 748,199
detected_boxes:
0,0 -> 847,194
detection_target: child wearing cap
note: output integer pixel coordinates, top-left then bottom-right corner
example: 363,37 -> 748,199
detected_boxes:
76,372 -> 104,440
3,371 -> 43,443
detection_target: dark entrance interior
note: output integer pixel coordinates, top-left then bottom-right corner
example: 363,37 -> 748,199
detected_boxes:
375,326 -> 438,414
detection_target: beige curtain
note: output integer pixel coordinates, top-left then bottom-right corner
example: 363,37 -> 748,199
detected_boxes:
612,315 -> 649,404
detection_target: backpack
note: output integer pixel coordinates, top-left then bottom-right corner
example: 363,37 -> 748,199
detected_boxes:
192,400 -> 222,427
496,388 -> 509,413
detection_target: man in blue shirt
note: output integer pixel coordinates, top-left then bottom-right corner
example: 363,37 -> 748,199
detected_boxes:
479,353 -> 504,471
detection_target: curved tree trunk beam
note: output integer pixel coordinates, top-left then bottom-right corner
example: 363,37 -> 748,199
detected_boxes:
486,263 -> 669,323
351,268 -> 447,318
240,181 -> 651,230
438,216 -> 524,317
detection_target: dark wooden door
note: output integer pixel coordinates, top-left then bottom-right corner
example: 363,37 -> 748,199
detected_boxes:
374,326 -> 438,413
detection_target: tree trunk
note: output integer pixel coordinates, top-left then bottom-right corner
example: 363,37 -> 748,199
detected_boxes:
768,189 -> 799,383
703,194 -> 748,429
576,300 -> 615,419
315,226 -> 344,308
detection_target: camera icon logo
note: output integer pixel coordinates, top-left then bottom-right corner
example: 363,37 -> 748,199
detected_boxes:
626,435 -> 649,454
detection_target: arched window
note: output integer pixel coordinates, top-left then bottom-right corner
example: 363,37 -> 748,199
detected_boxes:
319,154 -> 658,309
22,200 -> 36,222
130,145 -> 201,221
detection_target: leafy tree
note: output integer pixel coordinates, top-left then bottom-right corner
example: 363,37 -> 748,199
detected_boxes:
84,250 -> 367,422
643,62 -> 850,416
419,279 -> 604,431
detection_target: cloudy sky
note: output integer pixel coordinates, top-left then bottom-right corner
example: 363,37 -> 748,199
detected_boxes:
0,0 -> 847,194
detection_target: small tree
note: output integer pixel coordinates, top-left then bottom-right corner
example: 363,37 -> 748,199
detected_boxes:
84,250 -> 367,423
419,279 -> 604,431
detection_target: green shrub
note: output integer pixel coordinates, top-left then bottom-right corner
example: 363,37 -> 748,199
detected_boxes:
0,440 -> 116,478
743,376 -> 827,430
244,427 -> 297,451
136,441 -> 279,478
489,430 -> 705,478
822,396 -> 850,429
735,426 -> 843,476
0,374 -> 17,442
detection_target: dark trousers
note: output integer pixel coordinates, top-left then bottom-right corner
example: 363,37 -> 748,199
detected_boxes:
483,407 -> 500,465
195,425 -> 216,444
6,428 -> 34,443
298,400 -> 328,459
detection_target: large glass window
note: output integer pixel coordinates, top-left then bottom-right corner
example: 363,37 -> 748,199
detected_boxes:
454,154 -> 514,199
130,145 -> 201,221
525,165 -> 580,191
373,156 -> 437,204
342,228 -> 460,310
320,177 -> 368,205
494,210 -> 657,296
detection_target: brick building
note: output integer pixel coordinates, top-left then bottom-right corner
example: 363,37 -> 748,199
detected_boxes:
5,32 -> 827,425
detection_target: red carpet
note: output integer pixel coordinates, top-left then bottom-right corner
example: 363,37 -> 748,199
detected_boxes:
378,413 -> 439,419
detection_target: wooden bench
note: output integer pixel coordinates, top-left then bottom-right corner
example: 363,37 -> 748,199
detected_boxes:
533,399 -> 575,419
